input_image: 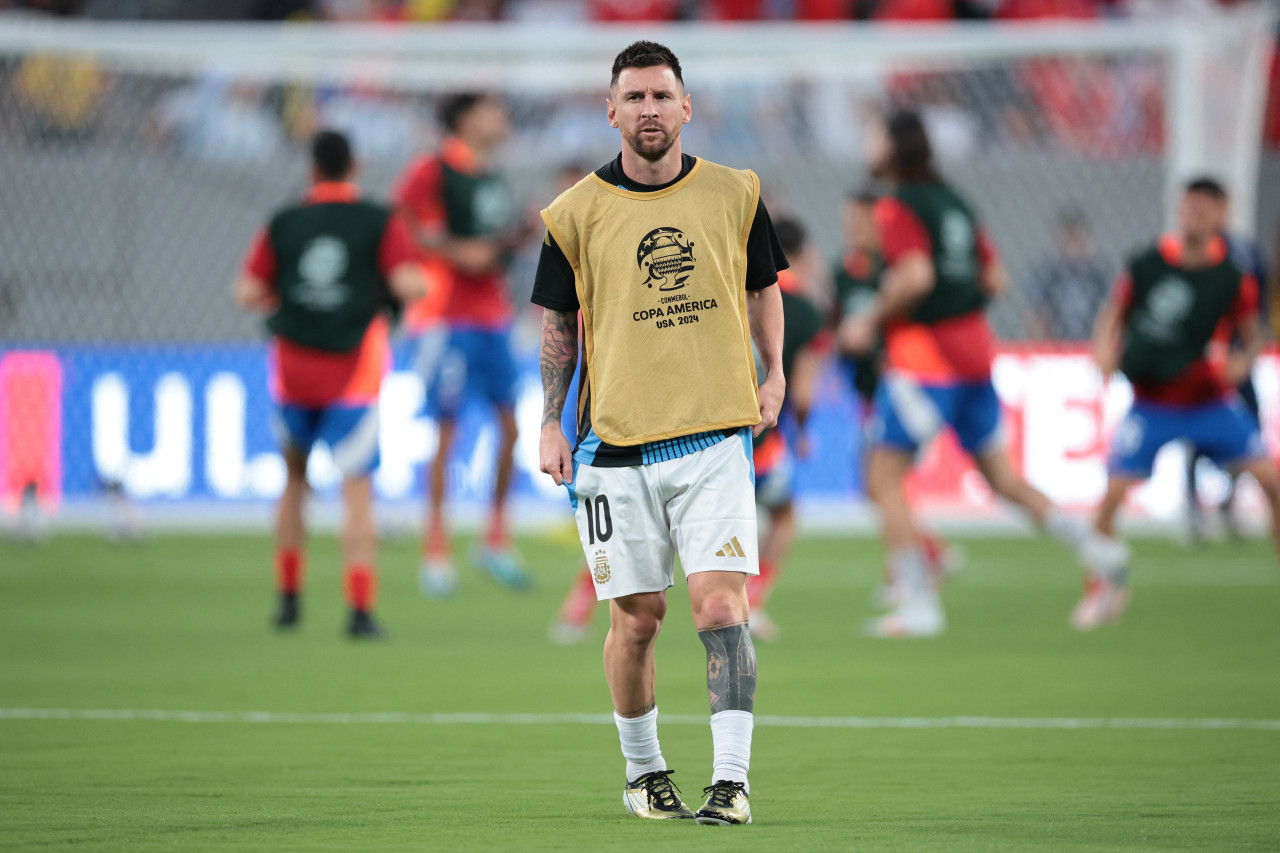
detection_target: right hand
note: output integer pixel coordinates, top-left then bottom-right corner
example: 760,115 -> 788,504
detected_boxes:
539,422 -> 574,486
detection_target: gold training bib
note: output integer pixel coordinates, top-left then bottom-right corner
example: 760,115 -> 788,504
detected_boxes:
542,159 -> 762,446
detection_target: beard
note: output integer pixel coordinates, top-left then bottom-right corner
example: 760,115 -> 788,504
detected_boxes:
626,124 -> 678,162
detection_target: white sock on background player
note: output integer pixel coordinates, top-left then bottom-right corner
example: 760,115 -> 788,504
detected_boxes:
710,710 -> 753,792
614,707 -> 667,781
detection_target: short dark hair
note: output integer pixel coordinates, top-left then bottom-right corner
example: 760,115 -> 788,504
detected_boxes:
311,129 -> 352,181
438,92 -> 488,133
611,40 -> 684,91
1185,175 -> 1228,202
773,216 -> 807,257
886,109 -> 935,182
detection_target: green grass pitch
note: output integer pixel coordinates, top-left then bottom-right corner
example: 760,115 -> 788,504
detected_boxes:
2,528 -> 1278,851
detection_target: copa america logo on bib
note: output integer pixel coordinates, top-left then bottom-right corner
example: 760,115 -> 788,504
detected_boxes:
637,227 -> 696,291
295,235 -> 350,310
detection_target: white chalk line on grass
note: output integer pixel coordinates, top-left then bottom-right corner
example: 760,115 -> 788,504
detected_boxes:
2,708 -> 1278,730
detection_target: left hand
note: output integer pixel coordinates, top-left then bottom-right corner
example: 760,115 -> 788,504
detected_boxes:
1223,351 -> 1253,387
754,374 -> 786,438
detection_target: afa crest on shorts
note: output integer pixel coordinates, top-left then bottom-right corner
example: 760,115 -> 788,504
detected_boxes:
592,549 -> 611,585
637,227 -> 696,291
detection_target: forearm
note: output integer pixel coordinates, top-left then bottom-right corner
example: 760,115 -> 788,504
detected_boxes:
870,255 -> 933,327
747,286 -> 784,380
539,309 -> 578,426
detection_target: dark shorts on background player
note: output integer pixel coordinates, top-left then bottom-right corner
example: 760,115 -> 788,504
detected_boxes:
416,325 -> 518,418
1110,397 -> 1265,479
273,403 -> 380,477
868,372 -> 1003,456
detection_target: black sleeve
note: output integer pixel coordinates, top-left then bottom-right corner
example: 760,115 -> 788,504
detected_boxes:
530,230 -> 580,312
745,198 -> 790,291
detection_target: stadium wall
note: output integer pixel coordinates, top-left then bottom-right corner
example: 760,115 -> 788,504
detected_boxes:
2,345 -> 1276,531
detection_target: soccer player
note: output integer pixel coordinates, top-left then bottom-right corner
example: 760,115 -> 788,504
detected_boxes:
533,41 -> 787,826
394,92 -> 530,597
745,215 -> 824,641
1180,178 -> 1270,542
235,130 -> 427,638
1078,178 -> 1280,629
548,216 -> 820,647
839,110 -> 1100,638
832,188 -> 958,610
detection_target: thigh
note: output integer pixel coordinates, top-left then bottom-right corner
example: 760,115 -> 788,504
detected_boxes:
1189,399 -> 1267,471
421,328 -> 470,419
951,380 -> 1005,456
568,462 -> 674,601
476,328 -> 519,411
1108,402 -> 1175,479
273,404 -> 321,456
665,433 -> 760,578
316,403 -> 381,478
868,372 -> 946,455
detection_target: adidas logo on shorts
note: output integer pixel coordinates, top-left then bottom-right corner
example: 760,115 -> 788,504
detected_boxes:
715,537 -> 746,558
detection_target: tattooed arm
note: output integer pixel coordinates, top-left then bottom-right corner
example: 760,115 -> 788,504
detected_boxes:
538,308 -> 578,486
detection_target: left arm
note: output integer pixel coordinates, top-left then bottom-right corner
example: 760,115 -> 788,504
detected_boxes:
747,285 -> 785,437
1224,275 -> 1266,385
233,271 -> 276,313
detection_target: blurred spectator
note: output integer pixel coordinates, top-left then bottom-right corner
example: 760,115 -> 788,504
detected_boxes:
590,0 -> 681,19
9,53 -> 107,144
151,75 -> 287,163
1022,209 -> 1110,340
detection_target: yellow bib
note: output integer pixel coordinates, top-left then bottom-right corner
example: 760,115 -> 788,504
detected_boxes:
542,159 -> 762,446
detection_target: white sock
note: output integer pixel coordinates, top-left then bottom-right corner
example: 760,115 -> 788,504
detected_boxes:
615,707 -> 667,782
710,709 -> 753,793
1045,507 -> 1090,552
888,545 -> 931,597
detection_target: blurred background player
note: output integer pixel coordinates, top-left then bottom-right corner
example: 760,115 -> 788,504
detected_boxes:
839,110 -> 1100,638
235,129 -> 427,638
1081,177 -> 1280,630
833,187 -> 959,609
1179,178 -> 1271,543
1021,209 -> 1111,342
394,92 -> 534,597
744,215 -> 824,641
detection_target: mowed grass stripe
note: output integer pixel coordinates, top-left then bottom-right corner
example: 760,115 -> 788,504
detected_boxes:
4,707 -> 1279,730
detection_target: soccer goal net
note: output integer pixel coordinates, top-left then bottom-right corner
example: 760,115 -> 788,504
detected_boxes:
0,10 -> 1274,520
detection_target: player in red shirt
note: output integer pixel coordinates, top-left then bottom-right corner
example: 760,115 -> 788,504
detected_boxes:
394,93 -> 533,597
236,130 -> 426,638
1079,179 -> 1280,629
840,111 -> 1102,637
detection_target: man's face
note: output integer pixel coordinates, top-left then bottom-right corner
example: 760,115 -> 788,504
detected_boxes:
607,65 -> 690,163
461,96 -> 510,148
1178,191 -> 1226,244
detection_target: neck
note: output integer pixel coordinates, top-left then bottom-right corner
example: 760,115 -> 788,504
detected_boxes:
619,141 -> 683,186
456,134 -> 490,166
1181,234 -> 1211,268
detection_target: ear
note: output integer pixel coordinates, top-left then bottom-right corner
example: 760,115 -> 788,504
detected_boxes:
682,93 -> 691,125
606,97 -> 618,128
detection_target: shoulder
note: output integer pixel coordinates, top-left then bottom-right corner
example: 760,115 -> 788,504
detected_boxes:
694,158 -> 759,193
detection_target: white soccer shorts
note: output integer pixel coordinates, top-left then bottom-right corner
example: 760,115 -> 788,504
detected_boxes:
569,433 -> 759,601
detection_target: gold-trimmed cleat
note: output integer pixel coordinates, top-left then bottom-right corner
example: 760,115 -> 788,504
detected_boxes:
623,770 -> 694,819
694,780 -> 751,825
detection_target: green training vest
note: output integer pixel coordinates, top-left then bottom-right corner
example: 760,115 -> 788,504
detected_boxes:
265,200 -> 393,353
894,182 -> 987,324
1119,246 -> 1243,385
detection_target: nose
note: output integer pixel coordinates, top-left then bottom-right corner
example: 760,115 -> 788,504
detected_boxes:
642,95 -> 659,117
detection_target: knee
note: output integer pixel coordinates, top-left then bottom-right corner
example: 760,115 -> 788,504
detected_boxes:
692,587 -> 746,629
614,609 -> 662,649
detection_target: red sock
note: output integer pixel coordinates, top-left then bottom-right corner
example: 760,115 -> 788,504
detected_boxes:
425,512 -> 448,560
276,549 -> 303,595
559,566 -> 598,625
344,565 -> 377,612
486,505 -> 508,549
747,559 -> 777,609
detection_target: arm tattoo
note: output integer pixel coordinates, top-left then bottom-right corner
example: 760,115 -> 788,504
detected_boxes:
540,309 -> 578,427
698,622 -> 757,715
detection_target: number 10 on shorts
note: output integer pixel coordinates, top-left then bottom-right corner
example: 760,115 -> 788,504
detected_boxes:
583,495 -> 613,545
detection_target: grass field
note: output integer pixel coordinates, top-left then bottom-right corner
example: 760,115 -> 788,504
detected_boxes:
2,529 -> 1278,851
